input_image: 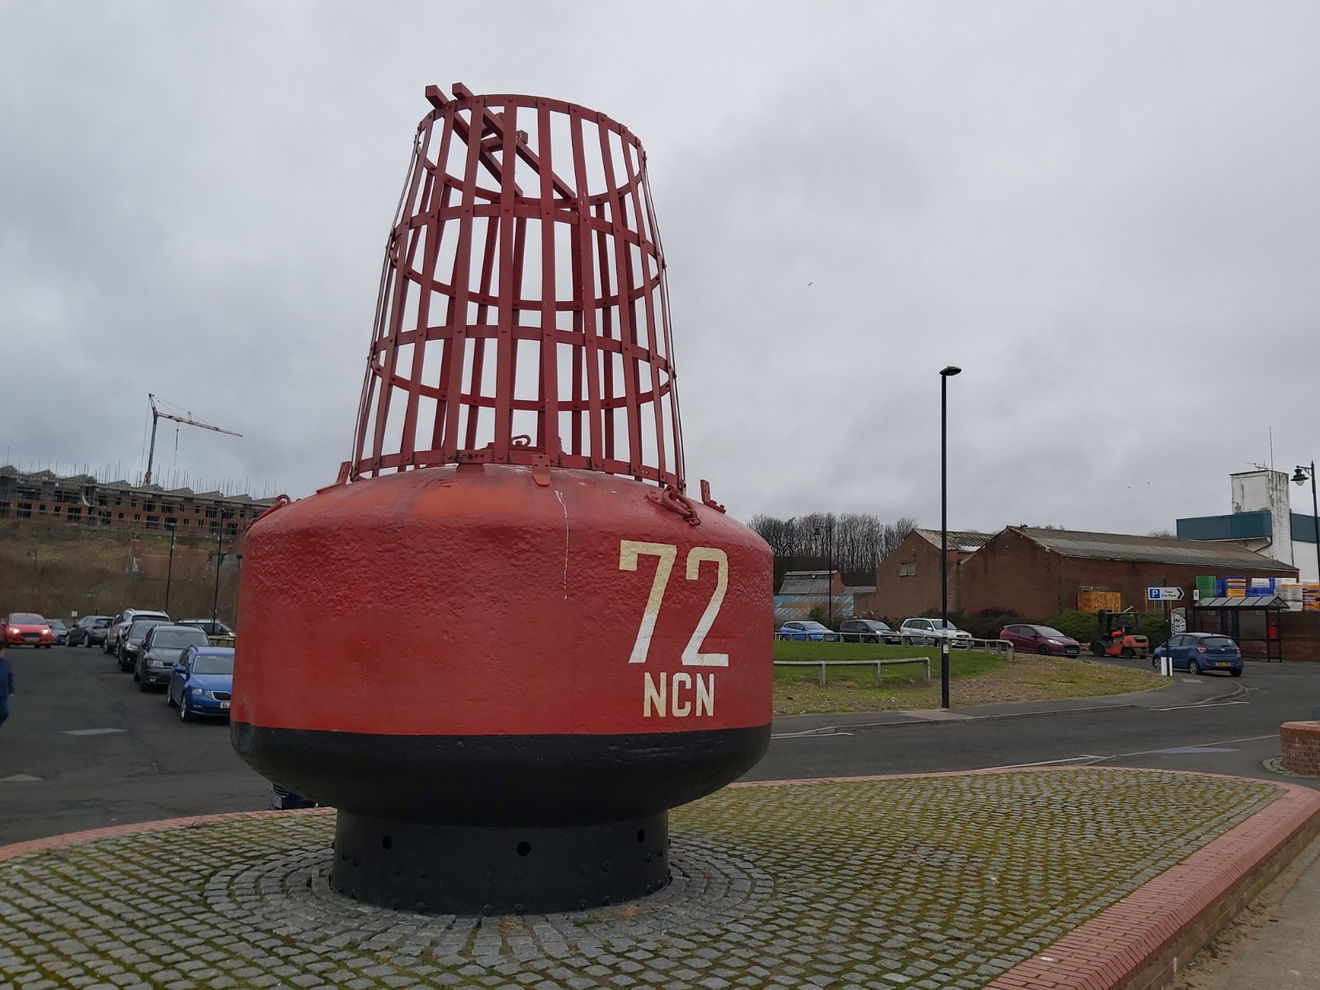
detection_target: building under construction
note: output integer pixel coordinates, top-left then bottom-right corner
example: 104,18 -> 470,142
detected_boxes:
0,465 -> 274,536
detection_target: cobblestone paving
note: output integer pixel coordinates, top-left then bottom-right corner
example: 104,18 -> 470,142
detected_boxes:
0,769 -> 1282,990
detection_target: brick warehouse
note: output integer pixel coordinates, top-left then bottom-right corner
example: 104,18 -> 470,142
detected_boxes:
956,527 -> 1298,618
859,528 -> 992,619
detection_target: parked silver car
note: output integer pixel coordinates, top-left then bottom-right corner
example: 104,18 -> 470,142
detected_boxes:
898,617 -> 972,647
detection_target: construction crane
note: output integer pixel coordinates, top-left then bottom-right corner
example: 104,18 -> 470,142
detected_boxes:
143,393 -> 242,487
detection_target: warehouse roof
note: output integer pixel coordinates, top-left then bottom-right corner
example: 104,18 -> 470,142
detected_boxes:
1194,596 -> 1288,608
778,570 -> 835,595
1013,527 -> 1297,571
911,529 -> 993,553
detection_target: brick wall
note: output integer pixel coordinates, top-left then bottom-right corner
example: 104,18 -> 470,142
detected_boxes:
1278,611 -> 1320,662
959,529 -> 1062,617
1281,722 -> 1320,775
871,533 -> 971,619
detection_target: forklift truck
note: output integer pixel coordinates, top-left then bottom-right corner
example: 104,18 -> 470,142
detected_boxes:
1090,609 -> 1150,659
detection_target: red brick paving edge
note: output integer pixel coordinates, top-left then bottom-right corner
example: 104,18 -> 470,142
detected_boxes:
979,772 -> 1320,990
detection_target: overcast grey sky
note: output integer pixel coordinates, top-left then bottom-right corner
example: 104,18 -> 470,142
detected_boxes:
3,1 -> 1318,535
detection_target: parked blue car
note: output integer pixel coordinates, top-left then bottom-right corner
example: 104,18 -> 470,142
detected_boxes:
166,646 -> 235,720
776,620 -> 837,641
1152,633 -> 1243,677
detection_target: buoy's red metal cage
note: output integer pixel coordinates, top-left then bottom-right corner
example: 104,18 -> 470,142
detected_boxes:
347,82 -> 686,492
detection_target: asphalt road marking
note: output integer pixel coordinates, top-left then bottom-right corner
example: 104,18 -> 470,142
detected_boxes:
900,710 -> 976,721
1001,755 -> 1109,768
995,734 -> 1279,771
771,728 -> 858,739
63,728 -> 126,736
0,774 -> 43,783
1109,733 -> 1277,759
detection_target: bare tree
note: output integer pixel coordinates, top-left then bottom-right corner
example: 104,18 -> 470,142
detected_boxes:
751,513 -> 919,585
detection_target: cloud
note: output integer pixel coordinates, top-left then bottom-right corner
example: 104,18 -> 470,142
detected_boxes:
3,0 -> 1319,537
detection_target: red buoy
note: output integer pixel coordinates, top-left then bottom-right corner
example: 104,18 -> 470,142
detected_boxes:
232,83 -> 772,915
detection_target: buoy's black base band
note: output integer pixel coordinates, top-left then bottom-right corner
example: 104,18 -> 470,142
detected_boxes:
231,723 -> 770,824
330,810 -> 670,916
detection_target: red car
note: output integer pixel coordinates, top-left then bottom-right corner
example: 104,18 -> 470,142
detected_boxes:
3,612 -> 55,648
999,623 -> 1081,657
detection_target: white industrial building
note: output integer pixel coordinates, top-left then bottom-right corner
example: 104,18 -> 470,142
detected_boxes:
1177,469 -> 1320,584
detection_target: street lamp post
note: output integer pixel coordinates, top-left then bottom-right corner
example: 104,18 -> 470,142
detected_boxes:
939,365 -> 962,709
1292,463 -> 1320,586
825,517 -> 834,625
813,520 -> 834,625
164,522 -> 177,613
211,512 -> 228,626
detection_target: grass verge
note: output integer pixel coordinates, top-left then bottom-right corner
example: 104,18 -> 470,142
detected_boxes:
772,641 -> 1167,715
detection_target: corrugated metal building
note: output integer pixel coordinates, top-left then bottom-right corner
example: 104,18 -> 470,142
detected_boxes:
774,569 -> 860,623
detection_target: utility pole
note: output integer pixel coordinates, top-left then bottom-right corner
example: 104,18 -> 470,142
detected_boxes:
143,394 -> 241,486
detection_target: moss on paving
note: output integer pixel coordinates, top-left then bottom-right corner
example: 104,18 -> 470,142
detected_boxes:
0,769 -> 1281,989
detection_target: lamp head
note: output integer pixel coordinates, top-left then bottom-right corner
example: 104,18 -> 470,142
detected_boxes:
1293,466 -> 1309,486
940,365 -> 962,377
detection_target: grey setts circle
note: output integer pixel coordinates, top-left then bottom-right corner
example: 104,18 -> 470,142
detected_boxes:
203,833 -> 775,949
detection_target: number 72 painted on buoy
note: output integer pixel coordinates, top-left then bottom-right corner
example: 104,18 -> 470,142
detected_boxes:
618,540 -> 729,667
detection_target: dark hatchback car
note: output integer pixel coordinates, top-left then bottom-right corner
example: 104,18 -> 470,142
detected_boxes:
838,618 -> 901,644
135,624 -> 212,690
68,615 -> 113,647
1153,633 -> 1243,677
117,618 -> 169,671
999,624 -> 1081,657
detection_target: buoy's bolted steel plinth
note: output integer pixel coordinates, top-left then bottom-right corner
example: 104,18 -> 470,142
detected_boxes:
330,812 -> 669,915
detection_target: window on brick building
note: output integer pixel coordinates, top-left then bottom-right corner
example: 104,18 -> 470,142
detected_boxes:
898,562 -> 916,576
18,503 -> 32,518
